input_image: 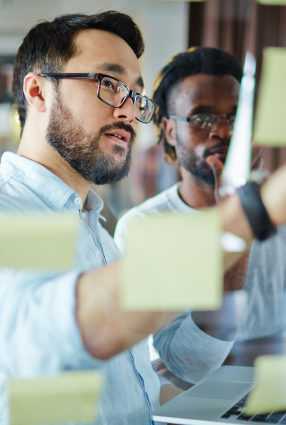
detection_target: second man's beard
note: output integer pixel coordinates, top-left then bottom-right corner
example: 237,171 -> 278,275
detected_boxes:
176,139 -> 215,186
46,93 -> 135,185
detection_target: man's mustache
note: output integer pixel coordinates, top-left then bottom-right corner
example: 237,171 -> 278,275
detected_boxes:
99,122 -> 137,143
203,140 -> 230,159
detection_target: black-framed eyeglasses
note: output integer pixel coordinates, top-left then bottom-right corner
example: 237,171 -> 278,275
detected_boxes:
38,72 -> 157,124
168,113 -> 236,130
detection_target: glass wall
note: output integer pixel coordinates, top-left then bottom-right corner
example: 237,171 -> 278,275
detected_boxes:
1,2 -> 286,424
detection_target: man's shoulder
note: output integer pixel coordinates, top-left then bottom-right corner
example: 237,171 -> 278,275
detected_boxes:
0,170 -> 46,214
114,185 -> 179,252
119,185 -> 179,224
0,173 -> 20,212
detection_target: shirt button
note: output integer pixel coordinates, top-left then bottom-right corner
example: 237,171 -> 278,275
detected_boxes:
74,197 -> 81,205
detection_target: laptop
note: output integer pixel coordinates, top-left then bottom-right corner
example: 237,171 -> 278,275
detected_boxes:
152,366 -> 286,425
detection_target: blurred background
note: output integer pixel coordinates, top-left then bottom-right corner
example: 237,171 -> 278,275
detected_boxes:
2,0 -> 286,232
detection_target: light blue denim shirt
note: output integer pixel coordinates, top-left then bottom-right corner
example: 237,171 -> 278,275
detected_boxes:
0,152 -> 162,425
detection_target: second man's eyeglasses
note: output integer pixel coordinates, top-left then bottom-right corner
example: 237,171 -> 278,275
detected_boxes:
38,72 -> 157,124
168,113 -> 236,131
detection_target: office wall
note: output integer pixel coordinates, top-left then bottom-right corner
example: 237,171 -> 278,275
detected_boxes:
0,0 -> 189,150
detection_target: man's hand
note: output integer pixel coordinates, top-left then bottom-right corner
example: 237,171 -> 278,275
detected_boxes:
206,156 -> 224,204
206,147 -> 263,204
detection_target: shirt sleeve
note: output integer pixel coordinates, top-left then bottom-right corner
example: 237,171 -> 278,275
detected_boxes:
153,311 -> 234,384
114,215 -> 129,253
0,269 -> 86,377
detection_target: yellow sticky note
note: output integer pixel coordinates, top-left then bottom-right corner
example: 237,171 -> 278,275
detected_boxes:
244,355 -> 286,415
120,211 -> 223,310
0,214 -> 78,270
257,0 -> 286,4
254,48 -> 286,146
7,371 -> 104,425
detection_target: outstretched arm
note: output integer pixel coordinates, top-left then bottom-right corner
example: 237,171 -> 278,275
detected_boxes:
76,163 -> 286,360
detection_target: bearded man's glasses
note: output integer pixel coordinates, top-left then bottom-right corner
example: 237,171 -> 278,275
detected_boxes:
168,113 -> 236,130
38,73 -> 157,124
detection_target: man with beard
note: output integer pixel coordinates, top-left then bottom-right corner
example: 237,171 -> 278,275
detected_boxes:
115,47 -> 286,387
1,13 -> 286,425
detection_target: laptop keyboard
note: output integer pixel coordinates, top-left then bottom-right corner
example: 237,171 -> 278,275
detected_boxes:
221,394 -> 286,424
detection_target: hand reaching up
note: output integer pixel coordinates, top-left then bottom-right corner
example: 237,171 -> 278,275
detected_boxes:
206,156 -> 224,204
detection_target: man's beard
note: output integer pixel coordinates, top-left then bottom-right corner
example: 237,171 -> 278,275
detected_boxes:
46,94 -> 136,185
176,136 -> 229,186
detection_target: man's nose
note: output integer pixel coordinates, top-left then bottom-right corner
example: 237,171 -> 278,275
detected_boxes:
112,97 -> 137,123
209,117 -> 232,139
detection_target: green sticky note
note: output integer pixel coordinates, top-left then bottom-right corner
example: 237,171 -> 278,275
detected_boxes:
245,355 -> 286,415
254,48 -> 286,146
120,211 -> 223,311
0,214 -> 78,270
257,0 -> 286,4
7,371 -> 104,425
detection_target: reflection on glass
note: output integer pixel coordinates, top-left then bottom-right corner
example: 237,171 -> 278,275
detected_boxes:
220,51 -> 256,196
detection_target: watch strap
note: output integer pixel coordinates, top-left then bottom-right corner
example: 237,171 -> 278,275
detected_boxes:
236,181 -> 277,241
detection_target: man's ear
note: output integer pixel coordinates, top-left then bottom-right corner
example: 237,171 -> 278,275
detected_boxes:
161,117 -> 176,147
23,72 -> 47,112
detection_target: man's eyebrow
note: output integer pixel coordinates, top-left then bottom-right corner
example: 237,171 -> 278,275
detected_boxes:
190,104 -> 238,114
190,105 -> 214,114
97,62 -> 144,89
229,105 -> 238,111
99,62 -> 126,74
135,76 -> 144,89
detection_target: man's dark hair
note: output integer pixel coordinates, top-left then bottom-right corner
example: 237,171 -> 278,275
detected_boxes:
13,11 -> 144,133
152,47 -> 243,164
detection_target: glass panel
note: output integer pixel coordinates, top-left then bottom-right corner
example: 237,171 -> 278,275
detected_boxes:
3,2 -> 286,424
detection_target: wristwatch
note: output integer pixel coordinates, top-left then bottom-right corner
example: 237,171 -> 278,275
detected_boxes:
236,176 -> 277,241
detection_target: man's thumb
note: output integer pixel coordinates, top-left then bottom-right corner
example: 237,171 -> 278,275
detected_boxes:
206,156 -> 223,188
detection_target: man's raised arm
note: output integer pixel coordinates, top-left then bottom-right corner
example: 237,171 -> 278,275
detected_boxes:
76,163 -> 286,360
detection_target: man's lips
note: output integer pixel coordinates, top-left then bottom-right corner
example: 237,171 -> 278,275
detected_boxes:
207,146 -> 229,160
104,129 -> 131,147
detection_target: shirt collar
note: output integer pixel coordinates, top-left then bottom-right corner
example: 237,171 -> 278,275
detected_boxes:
1,152 -> 104,213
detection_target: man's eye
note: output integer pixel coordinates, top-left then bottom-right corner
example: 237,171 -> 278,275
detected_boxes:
194,114 -> 212,125
102,80 -> 114,90
193,115 -> 205,124
228,115 -> 236,125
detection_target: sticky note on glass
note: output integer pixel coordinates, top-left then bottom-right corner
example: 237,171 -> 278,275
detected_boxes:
254,48 -> 286,146
257,0 -> 286,4
0,214 -> 78,269
244,355 -> 286,415
7,371 -> 103,425
120,211 -> 222,310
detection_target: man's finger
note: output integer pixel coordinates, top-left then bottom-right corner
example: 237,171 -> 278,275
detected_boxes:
206,156 -> 224,199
